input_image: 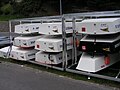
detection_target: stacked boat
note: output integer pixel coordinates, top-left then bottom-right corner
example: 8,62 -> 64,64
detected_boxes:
0,23 -> 42,60
0,17 -> 120,73
76,18 -> 120,72
34,22 -> 81,65
12,23 -> 43,61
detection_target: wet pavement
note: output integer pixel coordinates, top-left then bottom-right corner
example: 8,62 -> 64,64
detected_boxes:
0,61 -> 117,90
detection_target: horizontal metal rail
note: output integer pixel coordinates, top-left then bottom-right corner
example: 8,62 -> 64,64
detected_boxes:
28,60 -> 120,83
11,10 -> 120,22
28,61 -> 64,71
8,10 -> 120,83
64,10 -> 120,18
66,69 -> 120,82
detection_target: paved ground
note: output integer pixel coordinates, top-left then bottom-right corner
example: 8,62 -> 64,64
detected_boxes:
0,21 -> 19,32
0,61 -> 117,90
0,32 -> 19,37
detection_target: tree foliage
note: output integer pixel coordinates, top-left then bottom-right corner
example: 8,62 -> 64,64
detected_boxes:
0,0 -> 120,17
86,0 -> 120,11
1,3 -> 13,15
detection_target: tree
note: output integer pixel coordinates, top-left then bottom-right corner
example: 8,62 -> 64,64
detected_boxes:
8,0 -> 120,17
12,0 -> 45,16
87,0 -> 120,11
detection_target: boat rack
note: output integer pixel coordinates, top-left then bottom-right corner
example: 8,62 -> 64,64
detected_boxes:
8,10 -> 120,83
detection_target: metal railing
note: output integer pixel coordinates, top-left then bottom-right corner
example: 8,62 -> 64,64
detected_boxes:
7,10 -> 120,83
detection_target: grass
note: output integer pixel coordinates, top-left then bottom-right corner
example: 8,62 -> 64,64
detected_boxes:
0,15 -> 24,21
0,57 -> 120,89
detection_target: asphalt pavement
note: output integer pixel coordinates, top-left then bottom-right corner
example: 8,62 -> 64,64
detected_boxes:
0,61 -> 117,90
0,32 -> 19,37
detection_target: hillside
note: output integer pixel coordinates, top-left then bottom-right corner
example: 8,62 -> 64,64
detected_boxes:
0,0 -> 120,18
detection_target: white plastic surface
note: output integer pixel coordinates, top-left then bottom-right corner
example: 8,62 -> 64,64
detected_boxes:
76,52 -> 120,72
13,35 -> 42,48
78,18 -> 120,35
35,36 -> 73,52
38,22 -> 81,35
15,23 -> 40,34
81,34 -> 120,43
10,46 -> 38,61
35,50 -> 72,64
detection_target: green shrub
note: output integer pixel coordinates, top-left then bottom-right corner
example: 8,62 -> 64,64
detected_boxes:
1,3 -> 13,15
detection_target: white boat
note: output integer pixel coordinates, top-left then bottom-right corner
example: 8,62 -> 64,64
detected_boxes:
38,22 -> 73,35
35,36 -> 80,52
10,46 -> 38,61
78,18 -> 120,35
0,46 -> 17,58
15,23 -> 40,34
35,50 -> 81,65
79,34 -> 120,53
35,50 -> 72,64
76,52 -> 120,72
13,35 -> 42,48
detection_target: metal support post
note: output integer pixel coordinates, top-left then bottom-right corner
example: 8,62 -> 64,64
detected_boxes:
72,17 -> 77,64
20,21 -> 22,24
116,70 -> 120,78
60,0 -> 62,15
62,17 -> 67,71
92,32 -> 97,58
6,21 -> 13,58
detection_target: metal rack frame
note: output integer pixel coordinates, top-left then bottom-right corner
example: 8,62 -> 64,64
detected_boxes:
8,10 -> 120,82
